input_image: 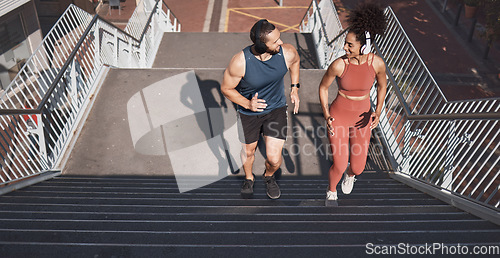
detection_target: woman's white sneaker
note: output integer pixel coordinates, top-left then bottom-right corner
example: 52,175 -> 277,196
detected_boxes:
341,172 -> 356,194
325,190 -> 338,207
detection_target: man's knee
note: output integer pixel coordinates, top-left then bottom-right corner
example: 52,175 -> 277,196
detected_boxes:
266,154 -> 282,168
242,146 -> 256,159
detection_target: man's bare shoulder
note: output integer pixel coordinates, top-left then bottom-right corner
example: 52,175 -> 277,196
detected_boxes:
226,50 -> 246,76
281,43 -> 296,51
229,51 -> 245,66
281,43 -> 298,55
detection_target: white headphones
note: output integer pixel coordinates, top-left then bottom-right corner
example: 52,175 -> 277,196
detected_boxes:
360,31 -> 372,55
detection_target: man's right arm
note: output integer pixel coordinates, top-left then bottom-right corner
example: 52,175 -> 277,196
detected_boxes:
221,51 -> 267,112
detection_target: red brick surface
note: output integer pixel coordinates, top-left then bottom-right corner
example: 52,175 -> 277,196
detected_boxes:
99,0 -> 498,99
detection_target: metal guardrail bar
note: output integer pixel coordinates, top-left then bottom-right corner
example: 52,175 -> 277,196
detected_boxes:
0,0 -> 165,118
300,0 -> 314,23
299,0 -> 343,68
99,16 -> 141,45
328,27 -> 349,46
373,43 -> 500,121
138,1 -> 161,43
37,15 -> 98,114
312,0 -> 330,43
162,0 -> 179,23
373,44 -> 499,121
372,7 -> 499,210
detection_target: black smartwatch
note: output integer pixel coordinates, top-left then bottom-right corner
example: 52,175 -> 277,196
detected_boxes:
291,83 -> 300,89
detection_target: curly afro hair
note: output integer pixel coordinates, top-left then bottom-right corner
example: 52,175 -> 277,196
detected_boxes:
347,1 -> 386,44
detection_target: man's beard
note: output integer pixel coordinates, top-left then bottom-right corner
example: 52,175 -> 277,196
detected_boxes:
267,47 -> 280,55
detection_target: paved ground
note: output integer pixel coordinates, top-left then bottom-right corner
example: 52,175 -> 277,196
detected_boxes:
97,1 -> 499,100
63,30 -> 333,176
153,32 -> 319,69
153,0 -> 499,100
63,67 -> 336,176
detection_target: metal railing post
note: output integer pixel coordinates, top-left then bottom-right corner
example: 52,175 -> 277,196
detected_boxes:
140,40 -> 147,68
95,21 -> 101,68
70,59 -> 77,100
442,120 -> 456,189
36,113 -> 48,165
113,27 -> 118,67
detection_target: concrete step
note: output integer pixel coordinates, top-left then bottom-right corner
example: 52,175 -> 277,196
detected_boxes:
1,174 -> 500,257
0,218 -> 492,232
0,210 -> 480,222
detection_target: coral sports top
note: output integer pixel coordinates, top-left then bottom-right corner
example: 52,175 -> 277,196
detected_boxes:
337,53 -> 376,97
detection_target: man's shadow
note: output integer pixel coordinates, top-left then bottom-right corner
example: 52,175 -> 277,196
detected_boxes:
180,73 -> 296,179
179,74 -> 240,178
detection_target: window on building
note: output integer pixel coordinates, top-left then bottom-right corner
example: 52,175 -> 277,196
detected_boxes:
0,14 -> 26,55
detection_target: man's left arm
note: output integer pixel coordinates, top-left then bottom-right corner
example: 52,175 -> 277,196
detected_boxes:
283,44 -> 300,114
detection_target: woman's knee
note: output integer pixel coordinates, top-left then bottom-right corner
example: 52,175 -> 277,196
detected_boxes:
330,162 -> 348,174
350,162 -> 365,175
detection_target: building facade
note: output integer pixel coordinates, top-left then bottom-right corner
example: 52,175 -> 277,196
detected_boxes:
0,0 -> 43,90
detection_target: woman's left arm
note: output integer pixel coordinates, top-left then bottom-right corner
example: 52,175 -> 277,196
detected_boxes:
371,55 -> 388,129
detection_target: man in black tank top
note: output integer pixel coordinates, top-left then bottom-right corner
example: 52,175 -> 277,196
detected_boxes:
221,19 -> 301,199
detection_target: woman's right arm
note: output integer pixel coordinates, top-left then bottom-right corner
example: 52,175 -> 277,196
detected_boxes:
319,58 -> 343,135
319,59 -> 343,118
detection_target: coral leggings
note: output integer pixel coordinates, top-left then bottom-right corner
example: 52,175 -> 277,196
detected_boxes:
327,93 -> 372,191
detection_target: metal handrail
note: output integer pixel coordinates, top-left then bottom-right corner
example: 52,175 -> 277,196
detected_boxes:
312,0 -> 330,44
162,0 -> 179,22
383,7 -> 447,101
373,7 -> 499,210
0,0 -> 181,186
300,0 -> 343,68
99,16 -> 141,45
138,0 -> 161,43
373,44 -> 499,121
38,15 -> 99,114
328,27 -> 349,46
300,0 -> 314,23
307,1 -> 499,210
0,0 -> 167,117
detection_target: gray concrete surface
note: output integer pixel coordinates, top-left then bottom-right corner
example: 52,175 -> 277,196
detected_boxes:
64,32 -> 387,178
153,32 -> 319,69
63,67 -> 337,177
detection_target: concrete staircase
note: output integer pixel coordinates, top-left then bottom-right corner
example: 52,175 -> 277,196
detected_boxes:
1,173 -> 499,256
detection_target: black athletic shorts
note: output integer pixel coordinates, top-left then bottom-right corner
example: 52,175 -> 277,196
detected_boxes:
238,106 -> 288,144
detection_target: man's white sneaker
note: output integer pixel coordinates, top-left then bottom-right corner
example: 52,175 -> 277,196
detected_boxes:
341,172 -> 356,194
325,190 -> 338,207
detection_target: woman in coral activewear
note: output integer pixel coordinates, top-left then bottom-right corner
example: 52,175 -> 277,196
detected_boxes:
319,2 -> 387,206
